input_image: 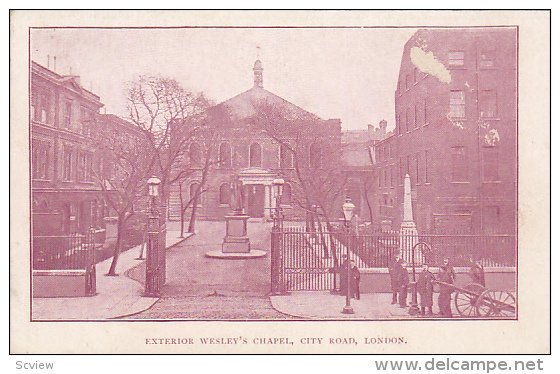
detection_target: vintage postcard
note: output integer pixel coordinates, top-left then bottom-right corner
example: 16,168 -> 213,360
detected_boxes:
10,10 -> 550,354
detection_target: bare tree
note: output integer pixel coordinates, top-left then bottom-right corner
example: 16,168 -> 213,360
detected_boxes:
126,75 -> 212,209
90,116 -> 150,276
250,100 -> 348,263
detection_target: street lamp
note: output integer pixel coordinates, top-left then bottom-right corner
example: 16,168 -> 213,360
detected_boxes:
147,176 -> 161,214
341,197 -> 355,315
272,178 -> 285,228
408,241 -> 430,316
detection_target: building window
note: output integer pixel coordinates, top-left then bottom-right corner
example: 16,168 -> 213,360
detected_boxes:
480,90 -> 498,118
80,107 -> 92,136
482,147 -> 499,181
279,143 -> 293,169
219,183 -> 230,205
448,51 -> 465,67
424,99 -> 428,125
190,182 -> 202,207
483,206 -> 501,233
390,165 -> 395,187
249,142 -> 262,167
396,114 -> 401,135
33,92 -> 50,123
451,146 -> 468,182
449,91 -> 466,118
405,74 -> 411,90
280,183 -> 292,205
384,168 -> 388,188
399,157 -> 404,183
415,153 -> 421,184
218,142 -> 232,168
32,143 -> 49,180
77,152 -> 87,181
479,50 -> 495,68
405,109 -> 411,132
309,142 -> 322,169
424,150 -> 430,183
63,101 -> 72,128
63,147 -> 73,181
188,142 -> 202,168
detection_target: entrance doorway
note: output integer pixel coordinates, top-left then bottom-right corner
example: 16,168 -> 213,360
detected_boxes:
246,185 -> 265,218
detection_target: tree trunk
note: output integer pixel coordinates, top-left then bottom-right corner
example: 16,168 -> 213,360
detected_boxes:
106,213 -> 125,276
187,194 -> 199,233
179,181 -> 185,237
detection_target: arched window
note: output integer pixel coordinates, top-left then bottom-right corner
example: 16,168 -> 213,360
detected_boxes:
249,142 -> 262,167
280,183 -> 292,205
309,142 -> 322,168
189,143 -> 202,168
219,183 -> 230,205
190,182 -> 201,206
279,143 -> 293,169
219,142 -> 232,168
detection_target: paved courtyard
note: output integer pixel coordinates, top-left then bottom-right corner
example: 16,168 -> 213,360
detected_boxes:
125,220 -> 295,319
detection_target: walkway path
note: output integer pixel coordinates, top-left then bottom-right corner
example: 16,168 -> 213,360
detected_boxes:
125,221 -> 294,320
32,229 -> 189,320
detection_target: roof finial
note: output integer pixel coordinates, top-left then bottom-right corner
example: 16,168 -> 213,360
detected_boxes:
256,45 -> 261,59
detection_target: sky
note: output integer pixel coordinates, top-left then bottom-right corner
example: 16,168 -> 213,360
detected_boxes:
31,27 -> 416,131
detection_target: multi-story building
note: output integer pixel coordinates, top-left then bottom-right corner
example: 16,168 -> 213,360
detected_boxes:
168,60 -> 342,221
371,28 -> 517,234
31,61 -> 105,235
341,120 -> 391,223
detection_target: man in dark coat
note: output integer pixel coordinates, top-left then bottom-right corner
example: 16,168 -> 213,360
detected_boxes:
398,261 -> 410,308
437,258 -> 456,317
388,252 -> 402,304
469,257 -> 486,286
417,263 -> 435,315
350,260 -> 360,300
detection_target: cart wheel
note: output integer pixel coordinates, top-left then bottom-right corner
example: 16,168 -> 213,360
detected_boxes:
476,290 -> 516,317
455,283 -> 485,317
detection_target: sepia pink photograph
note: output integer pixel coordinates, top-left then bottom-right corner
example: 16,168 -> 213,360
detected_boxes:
9,9 -> 551,355
27,25 -> 518,322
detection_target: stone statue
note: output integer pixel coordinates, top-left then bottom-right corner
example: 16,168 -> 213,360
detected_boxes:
230,178 -> 244,215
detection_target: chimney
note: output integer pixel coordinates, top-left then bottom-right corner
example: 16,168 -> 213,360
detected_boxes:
379,119 -> 387,134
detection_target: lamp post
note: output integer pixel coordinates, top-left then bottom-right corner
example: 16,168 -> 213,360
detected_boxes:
145,176 -> 162,297
408,241 -> 430,316
341,197 -> 355,315
272,178 -> 285,229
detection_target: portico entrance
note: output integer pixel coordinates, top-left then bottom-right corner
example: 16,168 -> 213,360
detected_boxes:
238,167 -> 278,220
246,185 -> 265,218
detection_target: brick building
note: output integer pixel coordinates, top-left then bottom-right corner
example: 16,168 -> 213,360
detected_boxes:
168,60 -> 342,221
31,61 -> 105,235
371,28 -> 517,234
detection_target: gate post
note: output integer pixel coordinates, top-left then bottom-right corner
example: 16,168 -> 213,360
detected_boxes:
144,176 -> 166,298
270,208 -> 286,295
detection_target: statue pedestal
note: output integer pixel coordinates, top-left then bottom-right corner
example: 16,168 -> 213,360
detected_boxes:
206,214 -> 267,259
222,215 -> 251,253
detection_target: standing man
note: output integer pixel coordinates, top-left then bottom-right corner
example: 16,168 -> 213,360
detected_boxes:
388,251 -> 402,304
437,258 -> 456,317
398,261 -> 410,308
469,257 -> 486,287
417,263 -> 435,316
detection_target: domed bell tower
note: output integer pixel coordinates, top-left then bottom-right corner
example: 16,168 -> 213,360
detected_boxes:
253,59 -> 263,88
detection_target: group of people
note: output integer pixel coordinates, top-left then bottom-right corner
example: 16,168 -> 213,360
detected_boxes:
336,252 -> 487,318
389,252 -> 486,317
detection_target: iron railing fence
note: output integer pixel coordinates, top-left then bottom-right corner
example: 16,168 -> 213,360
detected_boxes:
273,225 -> 516,292
32,231 -> 96,270
329,229 -> 515,268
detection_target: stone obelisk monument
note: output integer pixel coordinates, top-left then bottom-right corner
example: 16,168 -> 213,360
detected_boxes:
400,174 -> 420,264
